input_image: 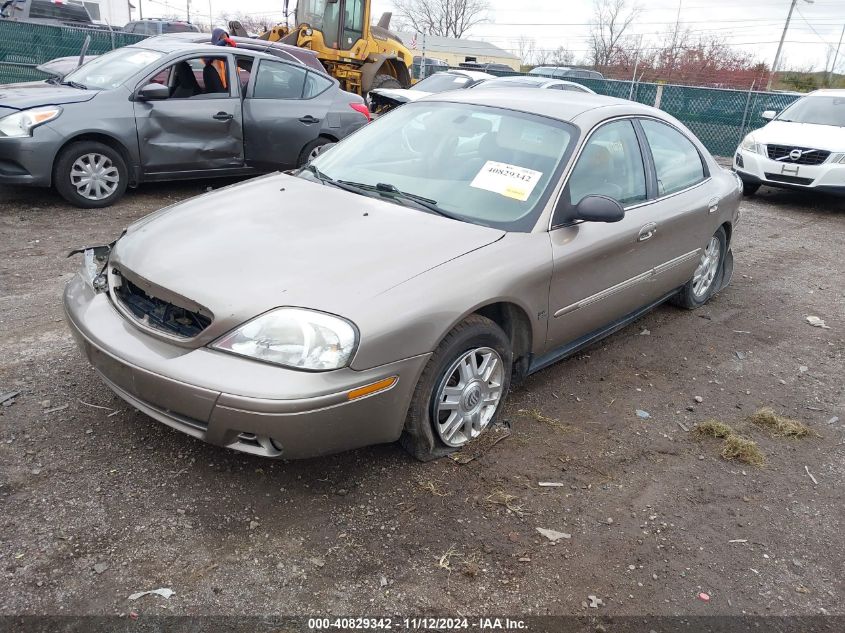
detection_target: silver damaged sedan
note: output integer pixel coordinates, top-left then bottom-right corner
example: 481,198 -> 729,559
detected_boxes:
64,89 -> 742,460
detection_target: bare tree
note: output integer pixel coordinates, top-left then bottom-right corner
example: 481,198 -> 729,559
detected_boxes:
393,0 -> 490,38
549,46 -> 575,66
588,0 -> 641,69
512,35 -> 537,66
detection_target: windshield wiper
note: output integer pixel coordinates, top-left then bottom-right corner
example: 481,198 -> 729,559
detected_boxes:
338,180 -> 457,219
60,80 -> 88,90
299,164 -> 376,196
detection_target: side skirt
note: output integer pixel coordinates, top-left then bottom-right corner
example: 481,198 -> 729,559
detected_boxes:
527,289 -> 680,376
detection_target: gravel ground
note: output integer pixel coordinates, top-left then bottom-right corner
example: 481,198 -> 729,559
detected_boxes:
0,179 -> 843,619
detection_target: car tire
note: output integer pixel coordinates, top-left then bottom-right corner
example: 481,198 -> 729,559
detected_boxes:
297,137 -> 332,167
53,141 -> 128,209
368,74 -> 402,93
742,181 -> 760,196
671,226 -> 727,310
400,315 -> 512,462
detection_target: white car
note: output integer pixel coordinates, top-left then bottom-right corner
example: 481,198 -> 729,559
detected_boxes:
369,70 -> 492,113
734,89 -> 845,196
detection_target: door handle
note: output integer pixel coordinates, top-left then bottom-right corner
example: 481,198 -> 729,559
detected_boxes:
708,197 -> 719,213
213,112 -> 234,121
638,222 -> 658,242
299,115 -> 320,124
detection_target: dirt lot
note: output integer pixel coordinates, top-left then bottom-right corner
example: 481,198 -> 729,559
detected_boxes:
0,179 -> 843,620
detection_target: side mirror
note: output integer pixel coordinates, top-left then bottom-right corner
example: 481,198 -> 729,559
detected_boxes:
761,110 -> 776,121
137,82 -> 170,101
573,195 -> 625,223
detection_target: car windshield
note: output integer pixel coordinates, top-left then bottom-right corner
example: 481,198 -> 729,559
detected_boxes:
474,78 -> 538,89
411,73 -> 471,92
62,47 -> 164,90
777,96 -> 845,127
306,102 -> 577,231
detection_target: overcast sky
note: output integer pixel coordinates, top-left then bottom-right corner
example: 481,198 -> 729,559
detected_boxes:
139,0 -> 845,72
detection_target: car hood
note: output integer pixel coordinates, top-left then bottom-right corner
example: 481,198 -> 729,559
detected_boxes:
0,81 -> 97,114
111,173 -> 505,338
369,88 -> 430,104
753,120 -> 845,151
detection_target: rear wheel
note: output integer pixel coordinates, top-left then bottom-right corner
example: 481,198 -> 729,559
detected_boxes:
400,315 -> 512,461
671,227 -> 727,309
54,141 -> 127,208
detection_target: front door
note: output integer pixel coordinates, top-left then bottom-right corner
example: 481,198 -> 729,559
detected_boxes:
546,118 -> 661,350
243,59 -> 335,169
133,54 -> 244,175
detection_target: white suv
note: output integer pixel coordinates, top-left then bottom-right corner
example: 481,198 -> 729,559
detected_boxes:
734,89 -> 845,196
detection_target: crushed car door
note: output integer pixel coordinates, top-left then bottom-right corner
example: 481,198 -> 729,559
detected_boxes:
133,54 -> 244,175
243,59 -> 335,169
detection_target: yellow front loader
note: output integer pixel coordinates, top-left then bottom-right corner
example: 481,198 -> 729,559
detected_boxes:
235,0 -> 413,96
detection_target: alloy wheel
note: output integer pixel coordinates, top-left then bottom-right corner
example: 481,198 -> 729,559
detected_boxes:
692,236 -> 721,299
70,153 -> 119,201
434,347 -> 504,447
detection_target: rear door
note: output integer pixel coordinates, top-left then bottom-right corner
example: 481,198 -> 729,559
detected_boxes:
133,53 -> 245,175
633,117 -> 716,291
242,59 -> 335,169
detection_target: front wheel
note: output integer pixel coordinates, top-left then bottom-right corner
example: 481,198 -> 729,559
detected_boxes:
53,141 -> 127,208
400,315 -> 512,461
742,181 -> 760,196
671,227 -> 727,309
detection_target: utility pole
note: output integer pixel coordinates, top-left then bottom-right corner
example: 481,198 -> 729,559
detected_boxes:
767,0 -> 814,91
187,0 -> 191,23
827,24 -> 845,87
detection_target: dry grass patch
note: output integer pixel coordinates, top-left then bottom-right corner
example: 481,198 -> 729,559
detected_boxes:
749,408 -> 818,438
416,478 -> 448,497
694,420 -> 735,439
485,488 -> 526,515
520,408 -> 571,432
720,435 -> 765,467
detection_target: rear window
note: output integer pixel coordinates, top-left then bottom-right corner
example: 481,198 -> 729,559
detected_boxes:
125,21 -> 159,34
29,0 -> 90,21
163,22 -> 198,33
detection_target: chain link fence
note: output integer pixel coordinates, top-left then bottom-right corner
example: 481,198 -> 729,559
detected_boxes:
478,69 -> 802,157
0,20 -> 146,84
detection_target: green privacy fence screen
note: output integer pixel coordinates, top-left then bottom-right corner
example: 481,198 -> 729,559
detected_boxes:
0,20 -> 146,84
0,20 -> 803,157
477,69 -> 802,157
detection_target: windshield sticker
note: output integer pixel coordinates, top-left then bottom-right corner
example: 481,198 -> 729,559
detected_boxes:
470,161 -> 543,202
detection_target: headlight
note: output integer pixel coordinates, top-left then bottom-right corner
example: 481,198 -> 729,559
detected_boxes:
211,308 -> 357,371
0,107 -> 62,138
739,134 -> 764,155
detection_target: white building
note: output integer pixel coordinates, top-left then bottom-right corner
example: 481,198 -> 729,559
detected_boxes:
82,0 -> 132,26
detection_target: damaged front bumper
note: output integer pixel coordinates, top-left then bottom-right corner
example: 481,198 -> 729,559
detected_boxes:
63,272 -> 429,459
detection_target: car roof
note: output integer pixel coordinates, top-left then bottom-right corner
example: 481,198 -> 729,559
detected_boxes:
130,34 -> 326,72
806,89 -> 845,96
422,88 -> 655,124
446,69 -> 494,81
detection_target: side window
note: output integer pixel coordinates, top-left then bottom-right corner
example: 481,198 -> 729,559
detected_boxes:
303,72 -> 333,98
640,119 -> 705,195
253,60 -> 307,99
568,119 -> 647,207
158,56 -> 231,99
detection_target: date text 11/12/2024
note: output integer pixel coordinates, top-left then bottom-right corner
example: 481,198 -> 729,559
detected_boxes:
308,618 -> 528,630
